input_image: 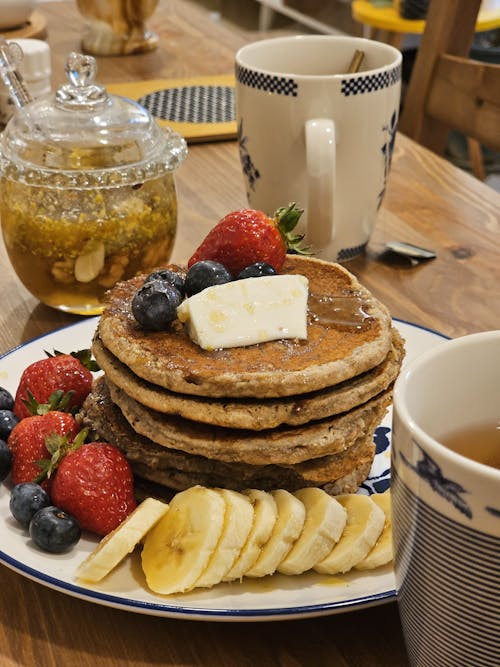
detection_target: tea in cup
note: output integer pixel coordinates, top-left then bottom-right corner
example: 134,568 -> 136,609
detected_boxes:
235,35 -> 402,262
391,329 -> 500,666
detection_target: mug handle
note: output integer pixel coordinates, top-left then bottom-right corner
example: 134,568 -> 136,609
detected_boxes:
305,118 -> 335,247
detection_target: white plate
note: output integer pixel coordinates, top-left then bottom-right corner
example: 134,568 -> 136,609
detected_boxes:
0,318 -> 448,621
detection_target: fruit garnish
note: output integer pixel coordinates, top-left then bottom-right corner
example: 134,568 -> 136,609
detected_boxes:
51,441 -> 137,535
0,409 -> 19,440
0,439 -> 12,482
144,268 -> 186,296
0,386 -> 14,411
132,280 -> 183,331
7,411 -> 80,491
9,482 -> 51,526
236,262 -> 277,280
184,260 -> 232,297
188,203 -> 310,277
29,506 -> 81,553
76,497 -> 169,583
13,351 -> 97,420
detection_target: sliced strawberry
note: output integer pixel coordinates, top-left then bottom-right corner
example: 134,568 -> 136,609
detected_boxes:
51,442 -> 136,536
188,203 -> 308,276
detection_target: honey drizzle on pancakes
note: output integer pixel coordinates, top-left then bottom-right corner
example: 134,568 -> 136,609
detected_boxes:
308,293 -> 374,331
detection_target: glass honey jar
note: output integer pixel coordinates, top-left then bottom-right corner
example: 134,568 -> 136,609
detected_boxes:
0,51 -> 187,315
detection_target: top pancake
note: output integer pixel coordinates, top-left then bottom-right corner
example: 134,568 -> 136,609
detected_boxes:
97,255 -> 393,398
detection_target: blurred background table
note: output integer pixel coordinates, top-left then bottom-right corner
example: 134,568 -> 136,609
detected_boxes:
351,0 -> 500,48
0,1 -> 499,666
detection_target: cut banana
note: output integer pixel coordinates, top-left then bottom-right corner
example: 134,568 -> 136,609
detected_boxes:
194,489 -> 254,589
245,489 -> 306,578
75,487 -> 394,593
313,494 -> 386,575
355,492 -> 393,570
278,488 -> 347,576
141,486 -> 226,595
76,497 -> 169,583
224,489 -> 278,582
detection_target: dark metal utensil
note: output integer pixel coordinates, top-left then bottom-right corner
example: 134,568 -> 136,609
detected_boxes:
385,241 -> 437,260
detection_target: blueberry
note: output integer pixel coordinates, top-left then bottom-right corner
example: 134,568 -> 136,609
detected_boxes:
29,506 -> 81,553
237,262 -> 277,279
0,387 -> 14,411
0,439 -> 12,481
144,269 -> 185,296
10,482 -> 51,526
132,281 -> 182,331
184,260 -> 233,297
0,410 -> 19,441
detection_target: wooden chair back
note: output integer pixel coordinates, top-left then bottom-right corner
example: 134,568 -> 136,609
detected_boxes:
399,0 -> 500,159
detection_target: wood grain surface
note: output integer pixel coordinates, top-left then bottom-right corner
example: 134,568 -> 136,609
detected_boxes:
0,2 -> 499,666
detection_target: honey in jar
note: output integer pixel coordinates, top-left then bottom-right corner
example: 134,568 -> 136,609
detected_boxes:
0,52 -> 187,315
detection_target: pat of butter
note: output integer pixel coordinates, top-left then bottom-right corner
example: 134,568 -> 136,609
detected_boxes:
177,275 -> 308,350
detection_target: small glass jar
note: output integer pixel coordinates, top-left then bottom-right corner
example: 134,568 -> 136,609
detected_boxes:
0,52 -> 187,315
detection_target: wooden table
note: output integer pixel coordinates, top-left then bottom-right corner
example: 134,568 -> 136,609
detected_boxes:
0,2 -> 499,665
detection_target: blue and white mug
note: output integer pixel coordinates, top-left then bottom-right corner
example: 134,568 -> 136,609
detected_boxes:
391,330 -> 500,667
235,35 -> 401,262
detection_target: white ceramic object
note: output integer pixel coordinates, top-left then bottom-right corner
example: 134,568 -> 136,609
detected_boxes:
0,318 -> 447,620
235,35 -> 402,262
392,330 -> 500,666
0,0 -> 35,30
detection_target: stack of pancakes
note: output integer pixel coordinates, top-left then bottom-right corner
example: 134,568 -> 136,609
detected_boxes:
81,256 -> 404,499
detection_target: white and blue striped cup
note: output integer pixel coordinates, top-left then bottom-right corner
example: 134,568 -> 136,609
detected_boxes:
391,330 -> 500,667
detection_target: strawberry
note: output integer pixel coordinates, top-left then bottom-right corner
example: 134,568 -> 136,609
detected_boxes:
13,350 -> 98,420
51,442 -> 137,536
188,203 -> 309,276
8,412 -> 79,491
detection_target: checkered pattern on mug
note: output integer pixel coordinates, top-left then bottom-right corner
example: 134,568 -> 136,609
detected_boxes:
341,63 -> 402,97
236,65 -> 298,97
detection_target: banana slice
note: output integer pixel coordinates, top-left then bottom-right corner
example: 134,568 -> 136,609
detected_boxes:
194,489 -> 254,589
355,492 -> 393,570
223,489 -> 278,582
141,486 -> 226,595
313,494 -> 385,575
75,497 -> 169,583
245,489 -> 306,578
277,488 -> 347,576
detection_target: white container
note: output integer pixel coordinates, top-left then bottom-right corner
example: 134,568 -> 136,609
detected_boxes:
0,38 -> 51,128
0,0 -> 35,30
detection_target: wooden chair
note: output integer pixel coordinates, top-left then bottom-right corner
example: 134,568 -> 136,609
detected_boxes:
399,0 -> 500,180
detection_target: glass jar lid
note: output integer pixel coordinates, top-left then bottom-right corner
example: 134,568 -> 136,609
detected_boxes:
0,52 -> 187,188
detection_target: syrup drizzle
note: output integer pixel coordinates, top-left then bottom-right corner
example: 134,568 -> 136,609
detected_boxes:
308,292 -> 373,330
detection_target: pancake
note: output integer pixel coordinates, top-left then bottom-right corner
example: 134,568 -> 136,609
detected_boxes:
106,376 -> 391,466
80,377 -> 377,492
97,255 -> 393,398
92,327 -> 404,429
130,458 -> 373,496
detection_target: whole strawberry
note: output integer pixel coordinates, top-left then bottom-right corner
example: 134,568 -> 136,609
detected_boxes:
51,442 -> 137,536
188,203 -> 308,277
14,350 -> 97,420
8,412 -> 79,491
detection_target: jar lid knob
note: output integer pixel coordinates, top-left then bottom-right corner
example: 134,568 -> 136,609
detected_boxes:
56,52 -> 108,109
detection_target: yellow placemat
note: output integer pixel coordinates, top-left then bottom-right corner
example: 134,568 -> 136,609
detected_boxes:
106,74 -> 237,143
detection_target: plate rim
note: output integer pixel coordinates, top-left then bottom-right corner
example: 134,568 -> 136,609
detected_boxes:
0,317 -> 449,621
